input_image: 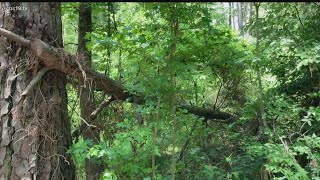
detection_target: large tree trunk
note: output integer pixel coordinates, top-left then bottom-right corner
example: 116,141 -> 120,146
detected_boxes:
0,2 -> 75,179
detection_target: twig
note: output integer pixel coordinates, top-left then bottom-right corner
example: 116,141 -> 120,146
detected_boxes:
213,81 -> 223,110
8,70 -> 25,81
90,95 -> 114,119
65,43 -> 78,46
178,121 -> 197,162
80,116 -> 96,129
75,55 -> 87,87
21,67 -> 51,96
72,95 -> 114,138
293,5 -> 304,29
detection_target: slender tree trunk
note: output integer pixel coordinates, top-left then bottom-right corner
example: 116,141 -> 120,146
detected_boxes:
105,2 -> 112,76
237,2 -> 243,35
231,3 -> 235,29
249,3 -> 253,21
168,5 -> 179,179
152,96 -> 161,180
78,2 -> 105,179
229,2 -> 232,27
0,2 -> 74,179
243,3 -> 248,23
248,3 -> 254,34
254,3 -> 267,129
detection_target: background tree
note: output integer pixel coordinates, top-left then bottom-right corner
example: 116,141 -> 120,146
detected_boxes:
77,2 -> 107,180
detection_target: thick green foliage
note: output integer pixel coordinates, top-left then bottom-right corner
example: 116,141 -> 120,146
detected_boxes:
62,2 -> 320,179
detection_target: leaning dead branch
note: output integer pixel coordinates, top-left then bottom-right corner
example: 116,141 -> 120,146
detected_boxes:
29,38 -> 140,102
0,28 -> 30,47
180,105 -> 237,123
0,27 -> 236,122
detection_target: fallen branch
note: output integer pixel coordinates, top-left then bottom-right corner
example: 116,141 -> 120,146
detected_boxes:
180,105 -> 237,123
0,27 -> 237,122
0,27 -> 135,101
0,27 -> 30,47
29,38 -> 143,103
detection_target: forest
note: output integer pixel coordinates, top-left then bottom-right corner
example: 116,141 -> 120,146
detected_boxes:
0,2 -> 319,180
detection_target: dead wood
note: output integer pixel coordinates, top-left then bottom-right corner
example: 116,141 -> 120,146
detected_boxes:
0,27 -> 236,122
21,67 -> 52,96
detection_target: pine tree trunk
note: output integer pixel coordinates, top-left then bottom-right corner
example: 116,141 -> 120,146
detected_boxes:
0,2 -> 75,179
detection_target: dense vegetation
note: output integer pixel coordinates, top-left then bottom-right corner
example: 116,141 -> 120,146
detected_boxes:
62,2 -> 319,179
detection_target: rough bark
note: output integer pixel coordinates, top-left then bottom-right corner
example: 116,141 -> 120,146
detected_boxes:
0,2 -> 74,180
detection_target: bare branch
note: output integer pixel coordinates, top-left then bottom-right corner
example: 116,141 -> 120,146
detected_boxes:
0,27 -> 30,47
21,67 -> 52,96
90,95 -> 115,119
